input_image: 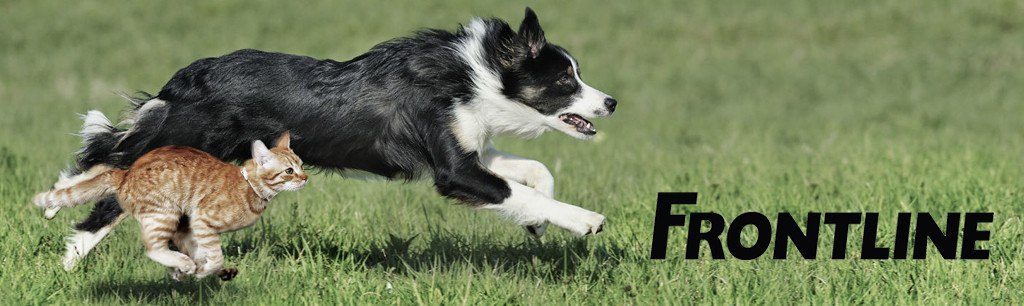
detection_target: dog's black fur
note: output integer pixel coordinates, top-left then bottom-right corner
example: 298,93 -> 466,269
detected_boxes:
63,8 -> 615,239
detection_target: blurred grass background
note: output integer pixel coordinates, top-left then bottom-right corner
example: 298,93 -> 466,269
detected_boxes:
2,0 -> 1023,304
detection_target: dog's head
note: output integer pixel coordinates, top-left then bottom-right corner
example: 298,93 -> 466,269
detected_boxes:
474,8 -> 616,141
507,8 -> 616,140
456,8 -> 616,145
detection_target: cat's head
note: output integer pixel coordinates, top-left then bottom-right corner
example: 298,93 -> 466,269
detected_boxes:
252,132 -> 307,192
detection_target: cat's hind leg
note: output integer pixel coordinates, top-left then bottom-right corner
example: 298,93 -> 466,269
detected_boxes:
169,227 -> 198,282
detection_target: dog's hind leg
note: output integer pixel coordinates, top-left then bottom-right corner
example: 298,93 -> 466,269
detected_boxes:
63,198 -> 128,271
479,148 -> 557,237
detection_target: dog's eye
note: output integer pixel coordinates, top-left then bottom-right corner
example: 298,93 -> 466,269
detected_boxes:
285,168 -> 294,174
556,75 -> 573,86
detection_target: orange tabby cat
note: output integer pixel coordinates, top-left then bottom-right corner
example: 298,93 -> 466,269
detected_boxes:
34,132 -> 307,281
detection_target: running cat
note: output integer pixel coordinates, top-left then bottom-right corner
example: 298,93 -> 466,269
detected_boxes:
34,132 -> 306,281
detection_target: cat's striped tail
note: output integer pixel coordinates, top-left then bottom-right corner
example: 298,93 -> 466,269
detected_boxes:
33,165 -> 125,211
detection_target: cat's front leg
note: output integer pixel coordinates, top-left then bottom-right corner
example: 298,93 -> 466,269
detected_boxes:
193,255 -> 223,279
189,225 -> 226,279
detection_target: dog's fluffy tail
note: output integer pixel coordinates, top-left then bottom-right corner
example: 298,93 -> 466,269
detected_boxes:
74,93 -> 169,171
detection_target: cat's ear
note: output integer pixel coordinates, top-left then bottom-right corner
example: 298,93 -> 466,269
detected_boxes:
252,139 -> 273,167
276,131 -> 291,149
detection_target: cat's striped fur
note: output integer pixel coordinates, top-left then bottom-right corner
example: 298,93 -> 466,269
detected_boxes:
34,133 -> 306,281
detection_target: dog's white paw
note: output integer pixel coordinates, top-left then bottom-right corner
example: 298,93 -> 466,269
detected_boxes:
550,207 -> 606,236
62,246 -> 82,271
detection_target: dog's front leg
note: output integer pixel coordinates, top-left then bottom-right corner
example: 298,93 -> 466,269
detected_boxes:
431,147 -> 604,236
479,148 -> 554,197
481,180 -> 605,236
479,148 -> 554,237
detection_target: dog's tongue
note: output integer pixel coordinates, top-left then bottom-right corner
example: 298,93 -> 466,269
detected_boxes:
560,114 -> 596,135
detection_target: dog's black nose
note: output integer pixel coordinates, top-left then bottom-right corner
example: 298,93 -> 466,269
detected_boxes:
604,97 -> 617,113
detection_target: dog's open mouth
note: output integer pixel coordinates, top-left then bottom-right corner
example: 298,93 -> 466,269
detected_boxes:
559,113 -> 596,135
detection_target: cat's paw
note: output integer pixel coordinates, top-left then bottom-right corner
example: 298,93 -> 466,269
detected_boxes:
180,261 -> 197,275
171,268 -> 191,282
216,267 -> 239,281
195,261 -> 223,278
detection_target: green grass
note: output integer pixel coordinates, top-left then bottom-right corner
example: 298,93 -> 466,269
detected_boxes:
3,0 -> 1024,304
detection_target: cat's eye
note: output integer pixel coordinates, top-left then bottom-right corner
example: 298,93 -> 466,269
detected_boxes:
285,168 -> 294,174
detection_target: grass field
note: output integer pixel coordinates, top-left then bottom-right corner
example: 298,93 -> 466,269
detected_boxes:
3,0 -> 1024,304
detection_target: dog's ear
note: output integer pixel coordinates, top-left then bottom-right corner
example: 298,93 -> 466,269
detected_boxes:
518,7 -> 546,59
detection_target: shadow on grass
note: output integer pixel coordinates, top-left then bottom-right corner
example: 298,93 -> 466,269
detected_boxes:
231,221 -> 629,282
83,276 -> 235,304
362,231 -> 624,278
77,231 -> 623,301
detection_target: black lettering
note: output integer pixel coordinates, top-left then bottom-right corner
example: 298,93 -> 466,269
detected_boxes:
727,212 -> 772,260
913,213 -> 960,259
686,213 -> 726,259
650,192 -> 698,259
860,213 -> 889,259
824,213 -> 861,259
773,213 -> 820,259
893,213 -> 912,259
960,212 -> 992,260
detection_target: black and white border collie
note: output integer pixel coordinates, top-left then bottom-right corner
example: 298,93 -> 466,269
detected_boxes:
48,7 -> 617,270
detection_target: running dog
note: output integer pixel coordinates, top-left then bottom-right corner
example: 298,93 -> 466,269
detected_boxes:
47,7 -> 617,270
